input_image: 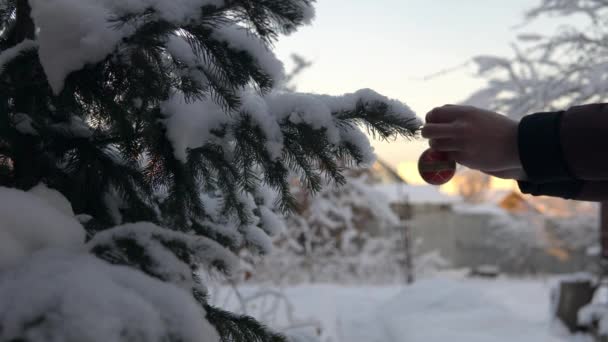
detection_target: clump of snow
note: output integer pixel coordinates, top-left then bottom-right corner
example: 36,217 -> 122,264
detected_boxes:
29,183 -> 77,217
0,250 -> 220,342
265,91 -> 342,144
237,192 -> 275,254
88,222 -> 240,287
29,0 -> 316,94
29,0 -> 225,93
340,127 -> 377,166
323,88 -> 418,122
244,225 -> 274,254
30,0 -> 130,94
163,89 -> 417,166
239,89 -> 285,159
297,2 -> 316,26
197,192 -> 244,247
160,94 -> 227,162
0,186 -> 85,270
0,39 -> 37,74
213,25 -> 285,82
197,186 -> 284,254
265,89 -> 416,165
165,34 -> 210,87
579,304 -> 608,335
259,206 -> 286,236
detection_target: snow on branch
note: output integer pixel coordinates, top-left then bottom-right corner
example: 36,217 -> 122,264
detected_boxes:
0,39 -> 37,74
526,0 -> 608,21
89,222 -> 240,289
28,0 -> 313,94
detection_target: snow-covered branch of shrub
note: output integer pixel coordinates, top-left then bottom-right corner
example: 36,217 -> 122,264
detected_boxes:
248,174 -> 410,285
466,0 -> 608,119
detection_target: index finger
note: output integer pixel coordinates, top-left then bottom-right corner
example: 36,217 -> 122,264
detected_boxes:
421,123 -> 458,139
425,106 -> 462,123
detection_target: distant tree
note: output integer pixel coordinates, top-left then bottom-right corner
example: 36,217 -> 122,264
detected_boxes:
252,174 -> 408,285
463,0 -> 604,230
465,0 -> 608,118
463,2 -> 608,319
285,54 -> 313,91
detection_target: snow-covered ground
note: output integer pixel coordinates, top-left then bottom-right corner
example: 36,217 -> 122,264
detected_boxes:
220,274 -> 591,342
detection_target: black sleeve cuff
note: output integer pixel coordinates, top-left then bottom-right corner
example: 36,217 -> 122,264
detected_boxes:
518,180 -> 584,200
518,111 -> 573,182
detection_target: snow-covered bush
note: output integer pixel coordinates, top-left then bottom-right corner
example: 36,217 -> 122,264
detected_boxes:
0,0 -> 420,341
249,174 -> 410,285
483,212 -> 598,274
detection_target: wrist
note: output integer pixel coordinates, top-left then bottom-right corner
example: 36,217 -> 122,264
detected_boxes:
518,111 -> 572,182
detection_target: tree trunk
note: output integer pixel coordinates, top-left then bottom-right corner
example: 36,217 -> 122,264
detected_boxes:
401,200 -> 414,284
14,0 -> 35,43
601,203 -> 608,267
11,0 -> 39,190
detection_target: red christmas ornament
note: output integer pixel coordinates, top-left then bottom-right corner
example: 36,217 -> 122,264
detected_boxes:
418,149 -> 456,186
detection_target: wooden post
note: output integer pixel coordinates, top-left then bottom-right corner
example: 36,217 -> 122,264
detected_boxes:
601,202 -> 608,271
554,203 -> 607,333
401,196 -> 414,285
554,280 -> 596,332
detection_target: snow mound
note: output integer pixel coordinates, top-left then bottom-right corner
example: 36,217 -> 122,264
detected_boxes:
376,278 -> 565,341
0,250 -> 220,342
29,183 -> 77,217
0,186 -> 85,270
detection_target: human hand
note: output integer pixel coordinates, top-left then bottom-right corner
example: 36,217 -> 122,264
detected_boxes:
421,105 -> 526,180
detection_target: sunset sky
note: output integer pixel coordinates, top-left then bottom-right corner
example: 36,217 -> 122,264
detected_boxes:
275,0 -> 558,189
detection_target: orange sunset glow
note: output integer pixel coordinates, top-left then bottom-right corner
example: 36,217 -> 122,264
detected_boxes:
396,161 -> 518,195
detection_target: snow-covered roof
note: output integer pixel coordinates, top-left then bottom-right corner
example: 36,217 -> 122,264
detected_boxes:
452,203 -> 508,217
374,184 -> 460,205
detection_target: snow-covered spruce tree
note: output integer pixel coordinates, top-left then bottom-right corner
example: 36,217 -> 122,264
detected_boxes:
0,0 -> 420,341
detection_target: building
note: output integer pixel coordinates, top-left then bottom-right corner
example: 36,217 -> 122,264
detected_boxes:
367,160 -> 599,275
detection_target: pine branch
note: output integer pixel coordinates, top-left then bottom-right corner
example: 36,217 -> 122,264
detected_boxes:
204,305 -> 289,342
334,100 -> 421,141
